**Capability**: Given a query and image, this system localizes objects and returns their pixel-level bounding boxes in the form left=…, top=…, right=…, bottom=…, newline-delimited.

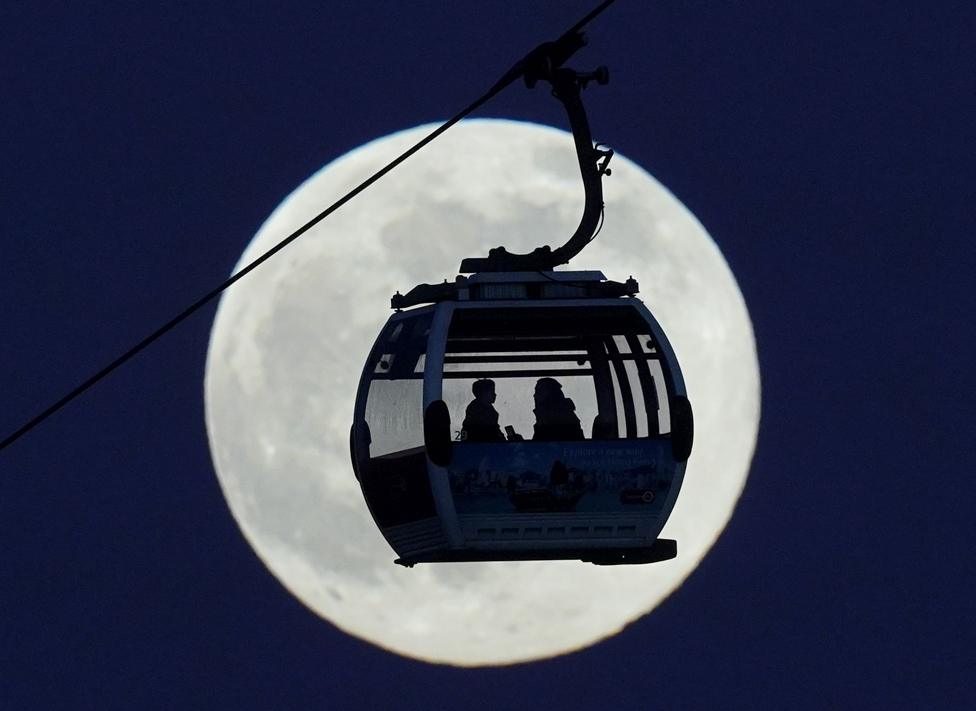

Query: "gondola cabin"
left=350, top=29, right=694, bottom=565
left=350, top=270, right=693, bottom=566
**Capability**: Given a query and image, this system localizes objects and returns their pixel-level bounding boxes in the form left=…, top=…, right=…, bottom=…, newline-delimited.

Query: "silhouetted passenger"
left=532, top=377, right=585, bottom=441
left=591, top=413, right=617, bottom=440
left=461, top=379, right=506, bottom=442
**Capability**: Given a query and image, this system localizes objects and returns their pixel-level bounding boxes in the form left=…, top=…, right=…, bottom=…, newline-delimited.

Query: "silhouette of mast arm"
left=459, top=31, right=613, bottom=273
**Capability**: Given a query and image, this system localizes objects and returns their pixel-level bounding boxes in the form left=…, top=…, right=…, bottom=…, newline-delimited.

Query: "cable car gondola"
left=350, top=32, right=693, bottom=566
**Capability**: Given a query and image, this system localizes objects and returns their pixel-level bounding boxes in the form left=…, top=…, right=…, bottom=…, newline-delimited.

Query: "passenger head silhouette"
left=472, top=378, right=496, bottom=402
left=534, top=377, right=564, bottom=406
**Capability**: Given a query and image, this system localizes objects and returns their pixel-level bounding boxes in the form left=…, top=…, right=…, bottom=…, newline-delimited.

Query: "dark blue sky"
left=2, top=2, right=972, bottom=709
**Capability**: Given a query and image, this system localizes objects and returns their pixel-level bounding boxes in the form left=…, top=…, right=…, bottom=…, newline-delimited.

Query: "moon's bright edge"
left=204, top=119, right=760, bottom=666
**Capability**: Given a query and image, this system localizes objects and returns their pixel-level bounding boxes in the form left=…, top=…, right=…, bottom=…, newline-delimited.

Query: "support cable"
left=0, top=0, right=617, bottom=452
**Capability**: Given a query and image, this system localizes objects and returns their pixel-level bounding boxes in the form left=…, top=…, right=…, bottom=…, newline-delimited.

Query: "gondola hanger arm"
left=459, top=31, right=614, bottom=273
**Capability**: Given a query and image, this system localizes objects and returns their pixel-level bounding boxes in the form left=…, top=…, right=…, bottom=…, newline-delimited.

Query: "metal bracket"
left=459, top=32, right=613, bottom=273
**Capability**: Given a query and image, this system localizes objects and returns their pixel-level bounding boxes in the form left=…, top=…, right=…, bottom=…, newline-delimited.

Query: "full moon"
left=204, top=119, right=760, bottom=666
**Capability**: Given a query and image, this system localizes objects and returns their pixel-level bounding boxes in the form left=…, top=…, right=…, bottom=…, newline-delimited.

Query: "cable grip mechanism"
left=459, top=32, right=614, bottom=273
